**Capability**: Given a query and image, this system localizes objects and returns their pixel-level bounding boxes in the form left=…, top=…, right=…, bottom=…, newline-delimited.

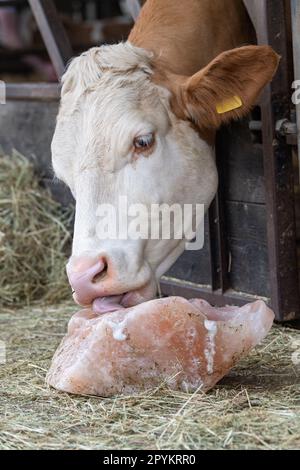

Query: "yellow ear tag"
left=216, top=95, right=243, bottom=114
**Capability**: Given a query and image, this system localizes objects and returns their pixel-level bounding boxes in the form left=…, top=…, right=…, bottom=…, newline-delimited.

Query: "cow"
left=51, top=0, right=279, bottom=314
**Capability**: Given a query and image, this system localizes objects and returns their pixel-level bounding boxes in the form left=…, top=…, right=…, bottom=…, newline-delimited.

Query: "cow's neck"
left=128, top=0, right=255, bottom=76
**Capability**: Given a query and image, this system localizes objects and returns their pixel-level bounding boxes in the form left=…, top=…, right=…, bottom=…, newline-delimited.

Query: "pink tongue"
left=92, top=295, right=124, bottom=314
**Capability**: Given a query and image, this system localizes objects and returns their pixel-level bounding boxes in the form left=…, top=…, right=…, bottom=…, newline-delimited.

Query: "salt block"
left=46, top=297, right=274, bottom=396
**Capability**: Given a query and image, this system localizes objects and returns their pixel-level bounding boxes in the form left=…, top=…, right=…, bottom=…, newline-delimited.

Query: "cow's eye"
left=133, top=133, right=155, bottom=152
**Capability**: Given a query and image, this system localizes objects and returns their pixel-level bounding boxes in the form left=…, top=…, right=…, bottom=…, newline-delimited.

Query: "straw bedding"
left=0, top=152, right=299, bottom=450
left=0, top=305, right=299, bottom=450
left=0, top=151, right=73, bottom=307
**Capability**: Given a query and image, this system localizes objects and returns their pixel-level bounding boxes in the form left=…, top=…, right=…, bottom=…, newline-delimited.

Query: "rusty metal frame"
left=27, top=0, right=73, bottom=78
left=3, top=0, right=300, bottom=321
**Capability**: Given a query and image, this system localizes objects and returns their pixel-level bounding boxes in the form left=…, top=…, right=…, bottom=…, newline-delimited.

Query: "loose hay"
left=0, top=152, right=73, bottom=306
left=0, top=303, right=299, bottom=450
left=0, top=152, right=299, bottom=450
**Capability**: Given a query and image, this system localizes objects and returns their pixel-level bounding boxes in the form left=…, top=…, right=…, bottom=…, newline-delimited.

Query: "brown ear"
left=176, top=45, right=280, bottom=130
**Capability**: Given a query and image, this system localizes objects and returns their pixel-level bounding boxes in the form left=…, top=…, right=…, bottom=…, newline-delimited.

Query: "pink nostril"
left=92, top=261, right=108, bottom=283
left=70, top=257, right=104, bottom=274
left=67, top=257, right=108, bottom=305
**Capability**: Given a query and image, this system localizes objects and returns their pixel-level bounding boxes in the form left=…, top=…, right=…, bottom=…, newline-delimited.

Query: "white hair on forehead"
left=61, top=42, right=154, bottom=99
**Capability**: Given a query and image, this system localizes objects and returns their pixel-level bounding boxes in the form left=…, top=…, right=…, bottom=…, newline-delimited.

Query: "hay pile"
left=0, top=152, right=73, bottom=306
left=0, top=303, right=299, bottom=450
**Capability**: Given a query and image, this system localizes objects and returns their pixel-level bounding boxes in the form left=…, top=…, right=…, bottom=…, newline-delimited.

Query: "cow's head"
left=52, top=42, right=279, bottom=313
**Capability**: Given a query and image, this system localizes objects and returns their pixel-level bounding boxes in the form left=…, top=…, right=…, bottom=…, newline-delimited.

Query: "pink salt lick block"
left=46, top=297, right=274, bottom=396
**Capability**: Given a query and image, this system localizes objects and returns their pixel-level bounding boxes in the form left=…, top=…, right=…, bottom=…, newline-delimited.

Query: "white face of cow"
left=51, top=42, right=278, bottom=312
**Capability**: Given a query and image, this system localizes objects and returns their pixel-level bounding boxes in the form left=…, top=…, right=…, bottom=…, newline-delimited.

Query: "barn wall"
left=165, top=119, right=270, bottom=298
